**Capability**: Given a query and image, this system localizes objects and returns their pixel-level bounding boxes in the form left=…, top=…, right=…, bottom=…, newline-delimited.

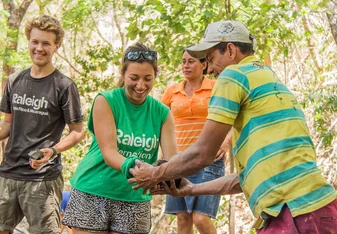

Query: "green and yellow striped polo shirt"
left=207, top=55, right=336, bottom=228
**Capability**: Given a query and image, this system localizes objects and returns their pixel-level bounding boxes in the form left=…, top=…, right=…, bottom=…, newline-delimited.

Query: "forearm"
left=102, top=148, right=126, bottom=171
left=53, top=124, right=84, bottom=154
left=191, top=173, right=242, bottom=196
left=102, top=148, right=139, bottom=180
left=161, top=144, right=214, bottom=181
left=155, top=121, right=231, bottom=182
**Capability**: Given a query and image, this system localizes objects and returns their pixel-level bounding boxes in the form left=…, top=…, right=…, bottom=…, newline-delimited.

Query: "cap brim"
left=186, top=42, right=220, bottom=59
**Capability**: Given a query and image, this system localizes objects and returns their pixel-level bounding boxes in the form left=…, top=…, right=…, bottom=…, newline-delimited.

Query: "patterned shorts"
left=62, top=188, right=151, bottom=234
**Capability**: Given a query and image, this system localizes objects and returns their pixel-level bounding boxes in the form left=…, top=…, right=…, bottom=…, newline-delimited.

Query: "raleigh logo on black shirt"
left=12, top=93, right=49, bottom=116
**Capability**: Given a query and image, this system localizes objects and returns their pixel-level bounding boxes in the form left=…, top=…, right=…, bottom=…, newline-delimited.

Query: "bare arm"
left=31, top=120, right=84, bottom=169
left=159, top=111, right=178, bottom=160
left=129, top=120, right=232, bottom=191
left=91, top=95, right=126, bottom=170
left=151, top=173, right=242, bottom=196
left=52, top=122, right=84, bottom=154
left=162, top=120, right=231, bottom=178
left=191, top=173, right=242, bottom=195
left=0, top=113, right=12, bottom=141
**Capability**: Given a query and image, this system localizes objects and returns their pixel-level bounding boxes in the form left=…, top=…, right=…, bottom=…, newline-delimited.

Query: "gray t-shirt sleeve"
left=0, top=71, right=22, bottom=114
left=0, top=82, right=11, bottom=113
left=60, top=83, right=83, bottom=124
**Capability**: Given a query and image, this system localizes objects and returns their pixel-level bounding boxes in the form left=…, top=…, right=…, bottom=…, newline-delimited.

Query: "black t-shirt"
left=0, top=68, right=83, bottom=181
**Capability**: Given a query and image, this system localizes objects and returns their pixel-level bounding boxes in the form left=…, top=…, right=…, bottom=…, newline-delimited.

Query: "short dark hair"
left=214, top=42, right=254, bottom=55
left=118, top=42, right=158, bottom=87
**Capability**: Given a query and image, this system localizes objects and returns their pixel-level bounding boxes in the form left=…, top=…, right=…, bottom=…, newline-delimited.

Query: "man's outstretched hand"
left=150, top=177, right=194, bottom=197
left=128, top=159, right=160, bottom=193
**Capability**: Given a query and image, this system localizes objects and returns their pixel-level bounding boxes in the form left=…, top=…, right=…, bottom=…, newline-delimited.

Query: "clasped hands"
left=29, top=148, right=56, bottom=169
left=128, top=159, right=193, bottom=197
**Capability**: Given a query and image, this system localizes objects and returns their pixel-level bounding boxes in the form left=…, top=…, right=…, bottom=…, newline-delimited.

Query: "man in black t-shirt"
left=0, top=15, right=84, bottom=234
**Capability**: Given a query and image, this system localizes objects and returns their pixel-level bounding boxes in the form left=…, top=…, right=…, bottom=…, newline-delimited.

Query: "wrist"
left=121, top=156, right=137, bottom=179
left=151, top=165, right=161, bottom=184
left=190, top=183, right=197, bottom=196
left=50, top=147, right=58, bottom=156
left=153, top=160, right=170, bottom=183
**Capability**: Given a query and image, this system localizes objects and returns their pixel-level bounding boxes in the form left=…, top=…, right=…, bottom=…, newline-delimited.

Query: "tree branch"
left=90, top=13, right=113, bottom=47
left=34, top=0, right=53, bottom=15
left=301, top=15, right=322, bottom=72
left=19, top=0, right=34, bottom=17
left=112, top=0, right=125, bottom=49
left=56, top=51, right=84, bottom=76
left=327, top=1, right=337, bottom=45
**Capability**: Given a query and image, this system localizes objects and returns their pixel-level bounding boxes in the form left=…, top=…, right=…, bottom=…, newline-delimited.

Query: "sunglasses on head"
left=124, top=50, right=157, bottom=62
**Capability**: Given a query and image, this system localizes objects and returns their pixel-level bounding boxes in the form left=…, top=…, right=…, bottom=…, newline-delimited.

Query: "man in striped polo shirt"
left=130, top=20, right=337, bottom=233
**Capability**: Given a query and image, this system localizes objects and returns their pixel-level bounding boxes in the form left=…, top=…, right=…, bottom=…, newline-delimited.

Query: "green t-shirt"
left=71, top=88, right=169, bottom=202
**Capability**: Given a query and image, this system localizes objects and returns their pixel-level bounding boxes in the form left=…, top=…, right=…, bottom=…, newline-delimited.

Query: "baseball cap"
left=187, top=20, right=255, bottom=58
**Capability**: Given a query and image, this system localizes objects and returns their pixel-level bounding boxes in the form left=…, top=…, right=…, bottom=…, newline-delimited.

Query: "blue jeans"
left=165, top=158, right=225, bottom=218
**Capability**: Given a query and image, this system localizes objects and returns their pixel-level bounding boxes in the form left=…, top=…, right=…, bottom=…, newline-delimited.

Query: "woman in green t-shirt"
left=62, top=42, right=177, bottom=234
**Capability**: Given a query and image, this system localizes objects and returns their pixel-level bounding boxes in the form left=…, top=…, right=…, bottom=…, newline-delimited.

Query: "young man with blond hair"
left=0, top=15, right=84, bottom=234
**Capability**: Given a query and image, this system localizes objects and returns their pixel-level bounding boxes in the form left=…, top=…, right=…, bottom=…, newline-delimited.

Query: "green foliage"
left=4, top=48, right=31, bottom=68
left=125, top=0, right=230, bottom=85
left=246, top=1, right=300, bottom=59
left=74, top=44, right=120, bottom=95
left=249, top=228, right=257, bottom=234
left=62, top=0, right=95, bottom=29
left=62, top=144, right=85, bottom=184
left=305, top=85, right=337, bottom=146
left=213, top=197, right=229, bottom=230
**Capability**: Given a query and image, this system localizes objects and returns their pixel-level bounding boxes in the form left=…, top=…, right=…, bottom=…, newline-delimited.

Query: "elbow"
left=72, top=122, right=85, bottom=144
left=103, top=157, right=111, bottom=168
left=194, top=145, right=214, bottom=169
left=79, top=129, right=85, bottom=142
left=101, top=152, right=113, bottom=168
left=200, top=157, right=213, bottom=169
left=75, top=128, right=85, bottom=144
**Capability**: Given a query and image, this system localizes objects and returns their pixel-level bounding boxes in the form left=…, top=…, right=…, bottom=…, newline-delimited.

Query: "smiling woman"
left=62, top=42, right=178, bottom=234
left=123, top=62, right=155, bottom=105
left=117, top=43, right=158, bottom=105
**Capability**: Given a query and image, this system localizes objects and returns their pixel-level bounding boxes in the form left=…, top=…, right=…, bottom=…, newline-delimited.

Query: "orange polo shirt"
left=161, top=77, right=215, bottom=151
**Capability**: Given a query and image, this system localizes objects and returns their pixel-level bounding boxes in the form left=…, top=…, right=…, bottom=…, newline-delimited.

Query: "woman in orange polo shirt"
left=161, top=49, right=229, bottom=234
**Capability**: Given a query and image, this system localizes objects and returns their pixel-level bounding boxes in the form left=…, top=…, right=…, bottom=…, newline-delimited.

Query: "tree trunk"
left=327, top=1, right=337, bottom=45
left=1, top=0, right=33, bottom=162
left=2, top=0, right=33, bottom=92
